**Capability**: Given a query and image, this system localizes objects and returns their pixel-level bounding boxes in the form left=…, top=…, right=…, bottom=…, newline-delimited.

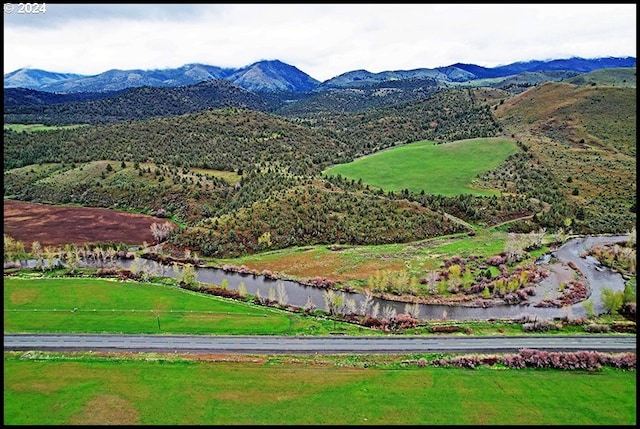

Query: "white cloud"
left=3, top=3, right=636, bottom=82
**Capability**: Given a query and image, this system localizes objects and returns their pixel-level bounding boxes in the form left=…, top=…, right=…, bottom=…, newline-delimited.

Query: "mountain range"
left=4, top=53, right=636, bottom=261
left=4, top=56, right=636, bottom=94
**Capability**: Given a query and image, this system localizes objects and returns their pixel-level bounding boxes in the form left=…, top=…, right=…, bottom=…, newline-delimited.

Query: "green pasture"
left=189, top=166, right=242, bottom=185
left=323, top=137, right=519, bottom=196
left=4, top=353, right=636, bottom=425
left=222, top=231, right=509, bottom=265
left=4, top=123, right=86, bottom=132
left=217, top=230, right=517, bottom=287
left=5, top=273, right=621, bottom=337
left=3, top=277, right=368, bottom=336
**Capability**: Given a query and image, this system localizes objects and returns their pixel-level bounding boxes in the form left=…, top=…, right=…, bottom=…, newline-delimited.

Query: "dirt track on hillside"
left=4, top=200, right=169, bottom=250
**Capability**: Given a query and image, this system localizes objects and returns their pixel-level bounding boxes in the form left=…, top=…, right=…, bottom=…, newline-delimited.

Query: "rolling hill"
left=491, top=78, right=636, bottom=233
left=4, top=80, right=277, bottom=125
left=3, top=62, right=636, bottom=257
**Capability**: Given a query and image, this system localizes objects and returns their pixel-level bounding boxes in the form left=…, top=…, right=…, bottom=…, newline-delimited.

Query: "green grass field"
left=4, top=352, right=636, bottom=425
left=4, top=123, right=86, bottom=132
left=3, top=276, right=371, bottom=336
left=323, top=137, right=519, bottom=196
left=4, top=275, right=636, bottom=424
left=3, top=269, right=627, bottom=337
left=0, top=274, right=546, bottom=337
left=216, top=230, right=517, bottom=288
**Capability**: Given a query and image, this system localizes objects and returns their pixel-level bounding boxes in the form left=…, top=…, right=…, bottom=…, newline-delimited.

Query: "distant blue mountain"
left=227, top=60, right=320, bottom=92
left=488, top=56, right=637, bottom=77
left=323, top=56, right=636, bottom=87
left=3, top=68, right=87, bottom=90
left=4, top=64, right=235, bottom=93
left=4, top=56, right=636, bottom=94
left=4, top=60, right=320, bottom=93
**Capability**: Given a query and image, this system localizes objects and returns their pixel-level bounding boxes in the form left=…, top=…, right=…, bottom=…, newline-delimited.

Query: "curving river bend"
left=113, top=235, right=630, bottom=321
left=15, top=235, right=629, bottom=321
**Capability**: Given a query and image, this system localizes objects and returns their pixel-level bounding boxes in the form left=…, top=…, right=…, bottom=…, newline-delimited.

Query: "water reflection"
left=13, top=235, right=628, bottom=321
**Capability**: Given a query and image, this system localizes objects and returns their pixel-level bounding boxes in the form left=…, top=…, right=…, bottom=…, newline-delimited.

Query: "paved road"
left=4, top=334, right=636, bottom=354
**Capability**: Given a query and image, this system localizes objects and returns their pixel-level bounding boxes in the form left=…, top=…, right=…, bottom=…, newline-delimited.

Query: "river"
left=13, top=235, right=629, bottom=321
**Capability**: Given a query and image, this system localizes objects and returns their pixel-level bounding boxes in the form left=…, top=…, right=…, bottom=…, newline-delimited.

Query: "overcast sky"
left=3, top=3, right=636, bottom=82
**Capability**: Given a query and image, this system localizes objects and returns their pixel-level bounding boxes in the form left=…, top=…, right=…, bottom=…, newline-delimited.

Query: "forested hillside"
left=491, top=80, right=636, bottom=233
left=3, top=80, right=275, bottom=125
left=3, top=68, right=636, bottom=257
left=3, top=108, right=349, bottom=175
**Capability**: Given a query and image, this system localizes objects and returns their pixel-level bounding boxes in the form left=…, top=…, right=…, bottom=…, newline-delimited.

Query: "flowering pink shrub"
left=95, top=267, right=120, bottom=277
left=262, top=270, right=276, bottom=280
left=303, top=277, right=336, bottom=288
left=443, top=256, right=464, bottom=268
left=486, top=255, right=507, bottom=266
left=390, top=313, right=419, bottom=330
left=427, top=349, right=635, bottom=371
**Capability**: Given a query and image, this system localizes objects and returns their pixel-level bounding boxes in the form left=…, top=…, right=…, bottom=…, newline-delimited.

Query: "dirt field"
left=4, top=200, right=171, bottom=250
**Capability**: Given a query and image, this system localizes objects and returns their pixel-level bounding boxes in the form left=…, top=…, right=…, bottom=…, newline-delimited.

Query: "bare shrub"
left=381, top=304, right=397, bottom=321
left=237, top=281, right=247, bottom=297
left=150, top=221, right=174, bottom=243
left=268, top=286, right=277, bottom=303
left=276, top=282, right=288, bottom=306
left=359, top=289, right=375, bottom=316
left=584, top=324, right=610, bottom=333
left=522, top=319, right=560, bottom=332
left=322, top=289, right=344, bottom=315
left=304, top=296, right=316, bottom=312
left=404, top=302, right=421, bottom=319
left=344, top=296, right=357, bottom=315
left=390, top=313, right=419, bottom=330
left=370, top=302, right=380, bottom=319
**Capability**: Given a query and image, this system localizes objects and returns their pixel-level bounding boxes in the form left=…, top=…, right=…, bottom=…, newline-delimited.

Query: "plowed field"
left=4, top=200, right=168, bottom=250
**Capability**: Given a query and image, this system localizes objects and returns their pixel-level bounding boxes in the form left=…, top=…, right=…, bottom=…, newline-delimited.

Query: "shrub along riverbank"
left=3, top=272, right=635, bottom=336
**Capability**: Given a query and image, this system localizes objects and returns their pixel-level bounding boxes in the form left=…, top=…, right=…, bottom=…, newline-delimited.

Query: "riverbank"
left=5, top=234, right=632, bottom=322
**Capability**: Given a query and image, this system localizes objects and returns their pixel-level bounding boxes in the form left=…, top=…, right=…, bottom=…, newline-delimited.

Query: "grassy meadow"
left=214, top=229, right=526, bottom=289
left=4, top=352, right=636, bottom=425
left=3, top=276, right=372, bottom=336
left=4, top=123, right=86, bottom=132
left=322, top=137, right=519, bottom=196
left=3, top=272, right=631, bottom=337
left=3, top=74, right=636, bottom=425
left=4, top=263, right=636, bottom=425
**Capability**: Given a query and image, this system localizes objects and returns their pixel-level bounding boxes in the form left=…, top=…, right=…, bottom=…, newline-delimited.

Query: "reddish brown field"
left=4, top=200, right=169, bottom=250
